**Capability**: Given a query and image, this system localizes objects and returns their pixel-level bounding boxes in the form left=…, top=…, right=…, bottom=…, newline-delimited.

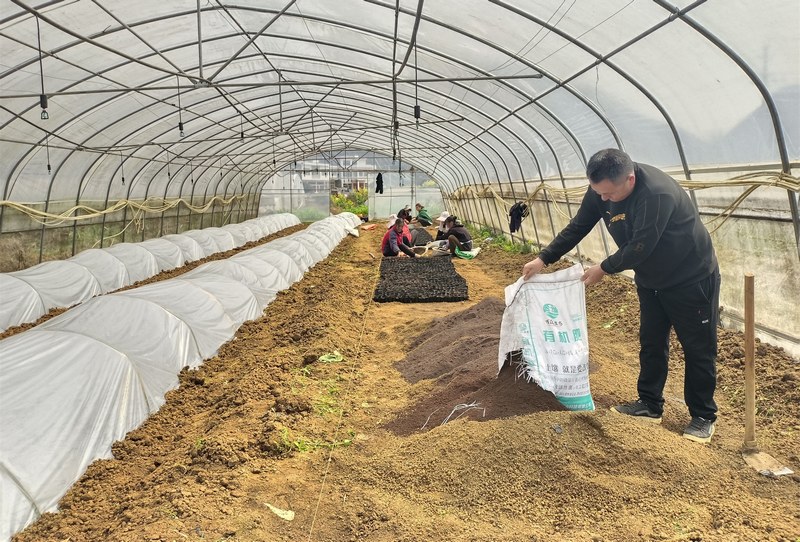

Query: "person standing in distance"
left=522, top=148, right=720, bottom=443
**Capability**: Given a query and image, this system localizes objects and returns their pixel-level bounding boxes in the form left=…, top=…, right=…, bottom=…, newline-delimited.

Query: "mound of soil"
left=386, top=298, right=566, bottom=435
left=411, top=227, right=433, bottom=246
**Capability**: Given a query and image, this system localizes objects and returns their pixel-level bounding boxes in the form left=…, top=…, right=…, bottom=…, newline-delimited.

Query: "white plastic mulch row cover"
left=0, top=212, right=360, bottom=541
left=0, top=214, right=300, bottom=333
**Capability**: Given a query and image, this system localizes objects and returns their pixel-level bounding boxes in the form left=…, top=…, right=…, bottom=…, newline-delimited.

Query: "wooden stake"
left=743, top=273, right=756, bottom=450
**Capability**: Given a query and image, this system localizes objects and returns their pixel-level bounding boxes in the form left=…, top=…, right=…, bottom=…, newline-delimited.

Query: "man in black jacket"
left=522, top=148, right=720, bottom=443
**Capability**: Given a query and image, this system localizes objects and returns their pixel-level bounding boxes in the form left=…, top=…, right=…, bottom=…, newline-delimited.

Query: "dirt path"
left=14, top=224, right=800, bottom=542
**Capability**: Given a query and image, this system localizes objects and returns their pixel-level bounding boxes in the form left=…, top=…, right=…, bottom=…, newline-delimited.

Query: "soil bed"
left=373, top=255, right=468, bottom=303
left=13, top=223, right=800, bottom=542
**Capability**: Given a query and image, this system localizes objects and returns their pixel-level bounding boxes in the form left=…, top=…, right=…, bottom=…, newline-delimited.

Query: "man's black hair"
left=586, top=148, right=634, bottom=184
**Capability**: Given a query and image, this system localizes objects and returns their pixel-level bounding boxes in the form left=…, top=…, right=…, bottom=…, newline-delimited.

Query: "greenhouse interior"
left=1, top=1, right=798, bottom=541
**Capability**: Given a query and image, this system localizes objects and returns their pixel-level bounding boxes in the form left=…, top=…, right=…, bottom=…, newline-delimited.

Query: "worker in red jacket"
left=381, top=218, right=416, bottom=257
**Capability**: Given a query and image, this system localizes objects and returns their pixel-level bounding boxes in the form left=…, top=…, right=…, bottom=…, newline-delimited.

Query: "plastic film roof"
left=1, top=0, right=797, bottom=205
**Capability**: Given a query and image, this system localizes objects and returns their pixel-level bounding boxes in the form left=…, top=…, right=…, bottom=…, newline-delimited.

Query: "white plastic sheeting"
left=0, top=213, right=360, bottom=541
left=161, top=234, right=205, bottom=262
left=203, top=227, right=237, bottom=252
left=101, top=243, right=160, bottom=284
left=266, top=238, right=316, bottom=273
left=221, top=223, right=255, bottom=244
left=1, top=261, right=103, bottom=315
left=0, top=276, right=43, bottom=331
left=180, top=229, right=222, bottom=257
left=0, top=214, right=301, bottom=333
left=138, top=238, right=186, bottom=271
left=67, top=249, right=130, bottom=293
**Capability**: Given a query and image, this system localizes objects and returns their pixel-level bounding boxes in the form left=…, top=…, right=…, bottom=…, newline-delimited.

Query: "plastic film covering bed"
left=0, top=213, right=360, bottom=540
left=0, top=213, right=300, bottom=333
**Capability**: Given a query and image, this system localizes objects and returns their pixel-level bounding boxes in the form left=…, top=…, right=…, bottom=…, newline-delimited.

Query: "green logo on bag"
left=543, top=304, right=559, bottom=318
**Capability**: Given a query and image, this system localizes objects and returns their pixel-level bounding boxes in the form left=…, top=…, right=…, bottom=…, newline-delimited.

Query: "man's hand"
left=522, top=257, right=545, bottom=280
left=581, top=264, right=607, bottom=286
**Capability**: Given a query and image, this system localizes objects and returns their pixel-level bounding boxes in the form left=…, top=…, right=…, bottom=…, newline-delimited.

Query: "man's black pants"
left=636, top=268, right=720, bottom=421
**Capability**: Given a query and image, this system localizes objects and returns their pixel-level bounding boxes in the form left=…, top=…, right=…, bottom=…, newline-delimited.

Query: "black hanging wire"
left=45, top=135, right=51, bottom=174
left=166, top=149, right=171, bottom=179
left=397, top=143, right=403, bottom=186
left=36, top=15, right=48, bottom=119
left=278, top=77, right=283, bottom=132
left=390, top=0, right=399, bottom=161
left=414, top=41, right=420, bottom=128
left=311, top=112, right=316, bottom=152
left=240, top=111, right=244, bottom=141
left=119, top=152, right=125, bottom=185
left=177, top=75, right=184, bottom=137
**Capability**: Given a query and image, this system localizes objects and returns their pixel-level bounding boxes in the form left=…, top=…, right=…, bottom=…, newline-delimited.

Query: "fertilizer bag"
left=498, top=263, right=594, bottom=411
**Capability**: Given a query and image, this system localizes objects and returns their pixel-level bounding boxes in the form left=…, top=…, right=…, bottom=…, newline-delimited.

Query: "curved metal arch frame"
left=105, top=84, right=497, bottom=204
left=4, top=1, right=789, bottom=185
left=200, top=98, right=498, bottom=212
left=57, top=50, right=546, bottom=213
left=1, top=0, right=635, bottom=252
left=3, top=2, right=797, bottom=260
left=97, top=73, right=548, bottom=243
left=1, top=14, right=580, bottom=252
left=123, top=38, right=568, bottom=193
left=18, top=94, right=528, bottom=255
left=214, top=3, right=606, bottom=181
left=649, top=0, right=799, bottom=256
left=359, top=0, right=798, bottom=257
left=230, top=87, right=530, bottom=237
left=496, top=0, right=797, bottom=255
left=224, top=58, right=557, bottom=185
left=240, top=48, right=587, bottom=242
left=130, top=101, right=476, bottom=230
left=4, top=50, right=512, bottom=218
left=3, top=2, right=614, bottom=196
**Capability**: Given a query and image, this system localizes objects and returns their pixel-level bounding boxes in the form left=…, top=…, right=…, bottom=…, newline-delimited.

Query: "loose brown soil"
left=12, top=224, right=800, bottom=542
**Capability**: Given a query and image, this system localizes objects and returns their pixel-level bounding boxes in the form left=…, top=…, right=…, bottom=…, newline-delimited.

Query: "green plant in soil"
left=467, top=223, right=541, bottom=255
left=330, top=188, right=368, bottom=216
left=279, top=427, right=352, bottom=452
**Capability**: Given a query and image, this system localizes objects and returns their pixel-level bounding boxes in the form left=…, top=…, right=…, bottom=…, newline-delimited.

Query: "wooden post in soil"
left=743, top=273, right=756, bottom=450
left=740, top=274, right=793, bottom=476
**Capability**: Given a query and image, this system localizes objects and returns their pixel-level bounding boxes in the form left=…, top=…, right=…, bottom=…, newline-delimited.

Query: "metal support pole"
left=744, top=273, right=756, bottom=449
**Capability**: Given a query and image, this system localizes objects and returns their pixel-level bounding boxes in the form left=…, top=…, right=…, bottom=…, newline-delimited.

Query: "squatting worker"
left=443, top=216, right=473, bottom=255
left=412, top=203, right=433, bottom=227
left=382, top=218, right=416, bottom=258
left=521, top=148, right=720, bottom=444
